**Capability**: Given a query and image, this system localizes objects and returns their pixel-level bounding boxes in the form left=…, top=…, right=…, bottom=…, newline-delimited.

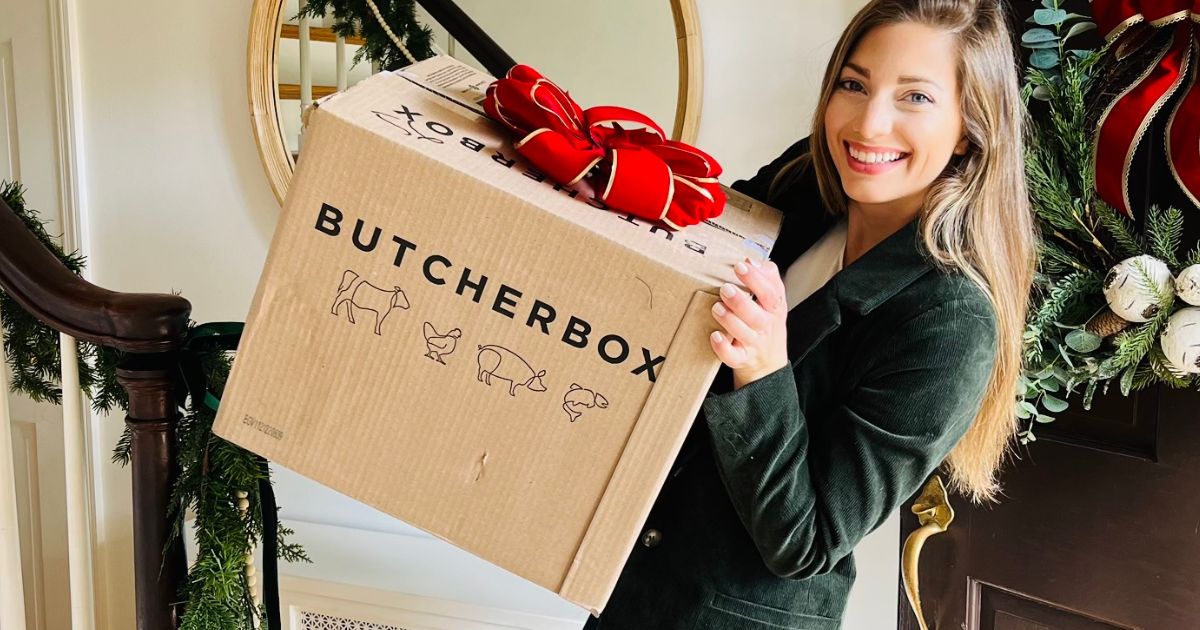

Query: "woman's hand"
left=709, top=257, right=791, bottom=389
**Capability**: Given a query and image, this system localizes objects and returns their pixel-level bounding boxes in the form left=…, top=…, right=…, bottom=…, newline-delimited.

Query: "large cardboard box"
left=214, top=56, right=783, bottom=614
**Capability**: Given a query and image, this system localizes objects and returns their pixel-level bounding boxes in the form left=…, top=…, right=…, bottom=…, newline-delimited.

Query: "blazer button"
left=640, top=528, right=663, bottom=548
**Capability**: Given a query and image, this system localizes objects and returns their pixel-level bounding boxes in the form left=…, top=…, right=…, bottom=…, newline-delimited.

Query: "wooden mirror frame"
left=247, top=0, right=705, bottom=206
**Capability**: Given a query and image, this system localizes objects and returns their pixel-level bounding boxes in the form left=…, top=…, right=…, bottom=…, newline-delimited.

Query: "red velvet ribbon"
left=1093, top=0, right=1200, bottom=215
left=483, top=65, right=725, bottom=229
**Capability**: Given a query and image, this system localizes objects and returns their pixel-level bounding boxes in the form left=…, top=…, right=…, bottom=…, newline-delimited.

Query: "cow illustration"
left=475, top=344, right=547, bottom=397
left=562, top=383, right=608, bottom=423
left=330, top=269, right=411, bottom=335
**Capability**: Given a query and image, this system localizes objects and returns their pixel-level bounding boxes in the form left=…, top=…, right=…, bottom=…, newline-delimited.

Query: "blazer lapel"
left=785, top=282, right=841, bottom=367
left=779, top=216, right=935, bottom=368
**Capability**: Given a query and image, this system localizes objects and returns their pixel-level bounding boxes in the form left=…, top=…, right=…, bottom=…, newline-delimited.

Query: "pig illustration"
left=562, top=383, right=608, bottom=423
left=475, top=344, right=547, bottom=397
left=330, top=269, right=411, bottom=335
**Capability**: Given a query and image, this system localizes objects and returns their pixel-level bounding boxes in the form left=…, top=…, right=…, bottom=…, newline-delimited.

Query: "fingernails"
left=749, top=257, right=761, bottom=267
left=711, top=331, right=724, bottom=343
left=720, top=283, right=737, bottom=298
left=712, top=302, right=726, bottom=316
left=735, top=262, right=749, bottom=275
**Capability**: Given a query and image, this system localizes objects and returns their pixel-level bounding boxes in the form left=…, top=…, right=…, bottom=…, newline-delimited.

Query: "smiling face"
left=823, top=21, right=969, bottom=214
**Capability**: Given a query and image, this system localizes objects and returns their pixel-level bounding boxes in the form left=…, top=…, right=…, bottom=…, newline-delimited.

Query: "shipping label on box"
left=214, top=55, right=782, bottom=614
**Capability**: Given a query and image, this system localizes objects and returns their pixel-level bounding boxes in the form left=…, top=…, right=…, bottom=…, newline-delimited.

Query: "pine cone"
left=1086, top=308, right=1131, bottom=338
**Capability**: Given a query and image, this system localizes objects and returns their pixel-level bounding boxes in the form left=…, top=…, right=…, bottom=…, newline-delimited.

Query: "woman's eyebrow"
left=844, top=61, right=943, bottom=91
left=844, top=61, right=870, bottom=77
left=899, top=75, right=942, bottom=90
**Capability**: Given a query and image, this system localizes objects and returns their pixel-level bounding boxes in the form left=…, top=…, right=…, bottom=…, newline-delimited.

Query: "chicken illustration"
left=563, top=383, right=608, bottom=423
left=422, top=322, right=461, bottom=364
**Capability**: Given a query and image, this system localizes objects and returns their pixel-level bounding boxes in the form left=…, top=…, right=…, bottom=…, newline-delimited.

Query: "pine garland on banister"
left=296, top=0, right=435, bottom=71
left=1016, top=2, right=1200, bottom=444
left=0, top=180, right=307, bottom=630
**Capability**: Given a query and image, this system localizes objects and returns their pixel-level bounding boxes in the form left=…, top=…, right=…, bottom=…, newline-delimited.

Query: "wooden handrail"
left=281, top=23, right=366, bottom=46
left=0, top=195, right=191, bottom=630
left=0, top=197, right=190, bottom=352
left=415, top=0, right=516, bottom=78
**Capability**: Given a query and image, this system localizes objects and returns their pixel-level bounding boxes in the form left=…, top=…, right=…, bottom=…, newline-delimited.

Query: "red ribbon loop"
left=483, top=65, right=725, bottom=229
left=1093, top=0, right=1200, bottom=215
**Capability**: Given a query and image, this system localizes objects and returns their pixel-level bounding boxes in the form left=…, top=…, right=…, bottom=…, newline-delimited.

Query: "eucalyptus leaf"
left=1018, top=400, right=1038, bottom=419
left=1033, top=8, right=1068, bottom=25
left=1031, top=49, right=1061, bottom=70
left=1057, top=342, right=1075, bottom=368
left=1120, top=365, right=1136, bottom=396
left=1022, top=28, right=1059, bottom=44
left=1096, top=358, right=1120, bottom=379
left=1036, top=414, right=1057, bottom=424
left=1032, top=85, right=1052, bottom=101
left=1065, top=329, right=1103, bottom=353
left=1042, top=393, right=1070, bottom=413
left=1083, top=380, right=1098, bottom=409
left=1039, top=377, right=1061, bottom=393
left=1065, top=21, right=1096, bottom=42
left=1022, top=39, right=1062, bottom=49
left=1041, top=0, right=1057, bottom=9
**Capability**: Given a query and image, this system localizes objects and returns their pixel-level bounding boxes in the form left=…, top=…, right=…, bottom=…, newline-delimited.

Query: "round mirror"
left=249, top=0, right=703, bottom=206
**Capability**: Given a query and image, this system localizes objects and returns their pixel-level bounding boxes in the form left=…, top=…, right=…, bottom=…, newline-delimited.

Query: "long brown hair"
left=772, top=0, right=1037, bottom=502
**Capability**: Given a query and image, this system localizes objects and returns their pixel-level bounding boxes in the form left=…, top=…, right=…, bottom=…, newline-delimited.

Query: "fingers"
left=709, top=257, right=787, bottom=370
left=712, top=297, right=761, bottom=347
left=735, top=258, right=787, bottom=314
left=709, top=330, right=747, bottom=366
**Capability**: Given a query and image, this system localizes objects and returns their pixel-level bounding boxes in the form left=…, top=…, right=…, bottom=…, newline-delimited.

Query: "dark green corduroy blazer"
left=582, top=138, right=998, bottom=630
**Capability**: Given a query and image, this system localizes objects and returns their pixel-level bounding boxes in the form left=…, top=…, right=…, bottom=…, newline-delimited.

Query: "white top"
left=783, top=217, right=848, bottom=311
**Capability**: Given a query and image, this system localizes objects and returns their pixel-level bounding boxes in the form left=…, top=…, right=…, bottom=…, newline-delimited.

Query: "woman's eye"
left=836, top=78, right=865, bottom=93
left=906, top=92, right=933, bottom=104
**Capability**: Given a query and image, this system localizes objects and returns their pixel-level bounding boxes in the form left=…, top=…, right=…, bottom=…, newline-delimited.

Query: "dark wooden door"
left=900, top=385, right=1200, bottom=629
left=897, top=3, right=1200, bottom=629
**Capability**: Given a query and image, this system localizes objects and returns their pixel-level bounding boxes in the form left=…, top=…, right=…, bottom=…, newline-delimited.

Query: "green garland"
left=0, top=180, right=307, bottom=629
left=1017, top=1, right=1200, bottom=443
left=296, top=0, right=436, bottom=71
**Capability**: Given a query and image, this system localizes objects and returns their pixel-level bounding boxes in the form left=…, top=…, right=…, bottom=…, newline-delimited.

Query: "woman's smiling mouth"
left=844, top=140, right=910, bottom=174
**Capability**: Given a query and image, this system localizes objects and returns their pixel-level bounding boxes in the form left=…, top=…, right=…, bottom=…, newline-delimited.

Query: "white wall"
left=71, top=1, right=898, bottom=628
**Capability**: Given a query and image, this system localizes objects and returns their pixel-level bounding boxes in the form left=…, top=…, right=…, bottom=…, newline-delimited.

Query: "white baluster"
left=60, top=332, right=96, bottom=630
left=0, top=311, right=28, bottom=630
left=336, top=35, right=347, bottom=92
left=298, top=14, right=312, bottom=151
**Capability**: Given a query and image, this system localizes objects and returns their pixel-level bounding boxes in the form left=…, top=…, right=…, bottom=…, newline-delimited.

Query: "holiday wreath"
left=1016, top=0, right=1200, bottom=444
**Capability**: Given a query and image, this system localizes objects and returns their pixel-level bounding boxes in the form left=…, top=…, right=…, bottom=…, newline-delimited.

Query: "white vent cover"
left=299, top=611, right=409, bottom=630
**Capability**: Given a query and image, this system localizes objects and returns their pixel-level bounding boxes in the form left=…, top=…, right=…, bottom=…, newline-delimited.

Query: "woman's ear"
left=954, top=135, right=970, bottom=156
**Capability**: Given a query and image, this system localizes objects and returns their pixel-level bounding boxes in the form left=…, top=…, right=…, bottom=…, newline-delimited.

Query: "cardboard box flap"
left=558, top=288, right=721, bottom=614
left=312, top=59, right=781, bottom=291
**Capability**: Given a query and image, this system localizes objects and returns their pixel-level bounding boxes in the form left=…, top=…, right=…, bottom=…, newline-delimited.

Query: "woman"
left=582, top=0, right=1036, bottom=628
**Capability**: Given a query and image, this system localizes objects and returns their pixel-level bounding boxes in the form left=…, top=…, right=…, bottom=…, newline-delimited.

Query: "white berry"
left=1103, top=255, right=1174, bottom=322
left=1160, top=307, right=1200, bottom=374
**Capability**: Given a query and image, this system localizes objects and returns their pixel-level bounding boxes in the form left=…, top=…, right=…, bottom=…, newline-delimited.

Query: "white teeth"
left=848, top=146, right=905, bottom=164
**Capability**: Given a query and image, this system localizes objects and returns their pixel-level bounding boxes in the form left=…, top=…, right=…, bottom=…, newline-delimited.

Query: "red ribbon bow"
left=1093, top=0, right=1200, bottom=216
left=483, top=65, right=725, bottom=229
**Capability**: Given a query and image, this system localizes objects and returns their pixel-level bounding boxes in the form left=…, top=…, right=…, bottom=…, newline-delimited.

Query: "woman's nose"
left=855, top=97, right=894, bottom=139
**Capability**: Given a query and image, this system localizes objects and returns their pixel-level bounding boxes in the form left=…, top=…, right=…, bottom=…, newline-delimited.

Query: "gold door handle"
left=902, top=475, right=954, bottom=630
